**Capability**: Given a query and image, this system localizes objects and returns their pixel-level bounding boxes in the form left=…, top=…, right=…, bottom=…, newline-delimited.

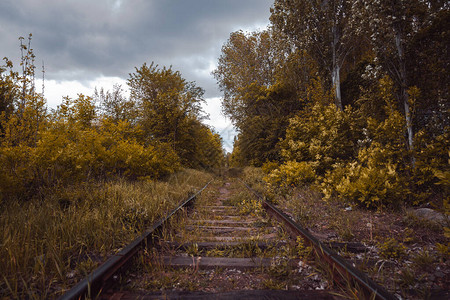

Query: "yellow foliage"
left=239, top=197, right=264, bottom=216
left=0, top=91, right=183, bottom=202
left=412, top=129, right=449, bottom=203
left=282, top=103, right=362, bottom=174
left=264, top=161, right=315, bottom=195
left=378, top=238, right=406, bottom=259
left=0, top=57, right=226, bottom=203
left=261, top=161, right=279, bottom=174
left=322, top=135, right=410, bottom=208
left=312, top=79, right=414, bottom=208
left=296, top=236, right=313, bottom=260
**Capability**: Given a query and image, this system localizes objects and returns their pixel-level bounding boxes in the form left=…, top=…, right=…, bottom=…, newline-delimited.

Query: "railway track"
left=59, top=178, right=396, bottom=300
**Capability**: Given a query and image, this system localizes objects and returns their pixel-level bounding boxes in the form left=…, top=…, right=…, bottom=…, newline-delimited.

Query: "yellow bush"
left=322, top=144, right=408, bottom=208
left=378, top=238, right=406, bottom=259
left=0, top=112, right=181, bottom=202
left=264, top=161, right=315, bottom=195
left=319, top=85, right=412, bottom=208
left=282, top=103, right=362, bottom=175
left=0, top=145, right=35, bottom=200
left=412, top=129, right=449, bottom=203
left=261, top=161, right=279, bottom=174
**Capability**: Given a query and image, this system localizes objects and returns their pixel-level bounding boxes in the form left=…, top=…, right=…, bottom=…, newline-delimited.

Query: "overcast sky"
left=0, top=0, right=273, bottom=151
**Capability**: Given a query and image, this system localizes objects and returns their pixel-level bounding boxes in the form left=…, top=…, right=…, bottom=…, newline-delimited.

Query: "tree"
left=0, top=35, right=47, bottom=147
left=213, top=30, right=279, bottom=125
left=271, top=0, right=357, bottom=110
left=185, top=121, right=225, bottom=170
left=53, top=94, right=96, bottom=129
left=94, top=84, right=137, bottom=124
left=127, top=62, right=224, bottom=168
left=351, top=0, right=449, bottom=158
left=214, top=29, right=306, bottom=165
left=0, top=58, right=17, bottom=124
left=128, top=63, right=205, bottom=151
left=406, top=8, right=450, bottom=135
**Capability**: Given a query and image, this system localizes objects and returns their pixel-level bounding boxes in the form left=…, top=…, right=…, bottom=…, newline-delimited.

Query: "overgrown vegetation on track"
left=241, top=166, right=449, bottom=299
left=0, top=169, right=213, bottom=299
left=0, top=35, right=222, bottom=299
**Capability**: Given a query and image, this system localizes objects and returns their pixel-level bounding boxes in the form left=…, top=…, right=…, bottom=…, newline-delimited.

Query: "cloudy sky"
left=0, top=0, right=274, bottom=151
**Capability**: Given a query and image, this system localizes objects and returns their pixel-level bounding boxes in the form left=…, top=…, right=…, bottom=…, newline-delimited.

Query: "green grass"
left=0, top=169, right=212, bottom=299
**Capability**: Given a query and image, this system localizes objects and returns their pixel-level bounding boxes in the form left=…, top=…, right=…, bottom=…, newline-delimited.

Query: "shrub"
left=261, top=161, right=279, bottom=174
left=264, top=161, right=315, bottom=195
left=281, top=103, right=363, bottom=175
left=242, top=166, right=265, bottom=185
left=322, top=144, right=408, bottom=208
left=411, top=129, right=450, bottom=203
left=320, top=90, right=411, bottom=208
left=0, top=119, right=181, bottom=202
left=378, top=238, right=406, bottom=259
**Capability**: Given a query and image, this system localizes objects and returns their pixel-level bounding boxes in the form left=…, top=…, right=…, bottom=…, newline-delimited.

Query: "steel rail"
left=240, top=180, right=397, bottom=300
left=58, top=180, right=211, bottom=300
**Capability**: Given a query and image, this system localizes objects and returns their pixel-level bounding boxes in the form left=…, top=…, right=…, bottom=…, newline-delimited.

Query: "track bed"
left=102, top=179, right=340, bottom=299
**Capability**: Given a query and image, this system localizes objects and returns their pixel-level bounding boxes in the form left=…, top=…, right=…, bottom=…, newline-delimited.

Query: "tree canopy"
left=0, top=38, right=224, bottom=203
left=214, top=0, right=448, bottom=208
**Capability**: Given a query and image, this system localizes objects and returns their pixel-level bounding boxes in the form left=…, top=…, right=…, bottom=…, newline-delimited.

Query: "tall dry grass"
left=0, top=169, right=212, bottom=299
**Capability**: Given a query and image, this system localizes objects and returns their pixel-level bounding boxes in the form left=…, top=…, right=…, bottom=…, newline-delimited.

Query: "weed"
left=186, top=243, right=199, bottom=257
left=76, top=256, right=98, bottom=276
left=412, top=248, right=435, bottom=271
left=339, top=219, right=355, bottom=242
left=239, top=198, right=264, bottom=216
left=267, top=257, right=291, bottom=279
left=206, top=248, right=226, bottom=257
left=377, top=238, right=406, bottom=259
left=435, top=242, right=450, bottom=257
left=242, top=167, right=266, bottom=195
left=402, top=227, right=415, bottom=243
left=396, top=267, right=417, bottom=289
left=224, top=240, right=264, bottom=258
left=146, top=274, right=180, bottom=290
left=296, top=236, right=313, bottom=260
left=436, top=226, right=450, bottom=258
left=177, top=274, right=200, bottom=291
left=403, top=211, right=441, bottom=232
left=262, top=278, right=285, bottom=290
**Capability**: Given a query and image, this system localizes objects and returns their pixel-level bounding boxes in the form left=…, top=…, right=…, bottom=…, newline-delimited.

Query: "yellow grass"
left=0, top=169, right=212, bottom=299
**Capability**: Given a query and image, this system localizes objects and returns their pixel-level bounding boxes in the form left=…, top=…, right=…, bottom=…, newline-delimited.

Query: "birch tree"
left=351, top=0, right=447, bottom=158
left=271, top=0, right=357, bottom=110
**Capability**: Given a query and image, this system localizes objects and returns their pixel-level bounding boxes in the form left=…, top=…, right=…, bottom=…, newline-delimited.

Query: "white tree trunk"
left=395, top=27, right=415, bottom=166
left=331, top=24, right=343, bottom=111
left=332, top=65, right=343, bottom=110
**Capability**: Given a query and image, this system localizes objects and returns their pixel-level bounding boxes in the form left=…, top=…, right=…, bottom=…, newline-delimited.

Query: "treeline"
left=214, top=0, right=449, bottom=208
left=0, top=35, right=224, bottom=203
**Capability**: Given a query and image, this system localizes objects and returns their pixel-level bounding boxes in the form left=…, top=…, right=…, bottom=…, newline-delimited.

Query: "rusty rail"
left=58, top=180, right=211, bottom=300
left=240, top=180, right=397, bottom=300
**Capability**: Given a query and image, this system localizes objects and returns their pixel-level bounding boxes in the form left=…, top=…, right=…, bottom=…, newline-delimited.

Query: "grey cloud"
left=0, top=0, right=273, bottom=97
